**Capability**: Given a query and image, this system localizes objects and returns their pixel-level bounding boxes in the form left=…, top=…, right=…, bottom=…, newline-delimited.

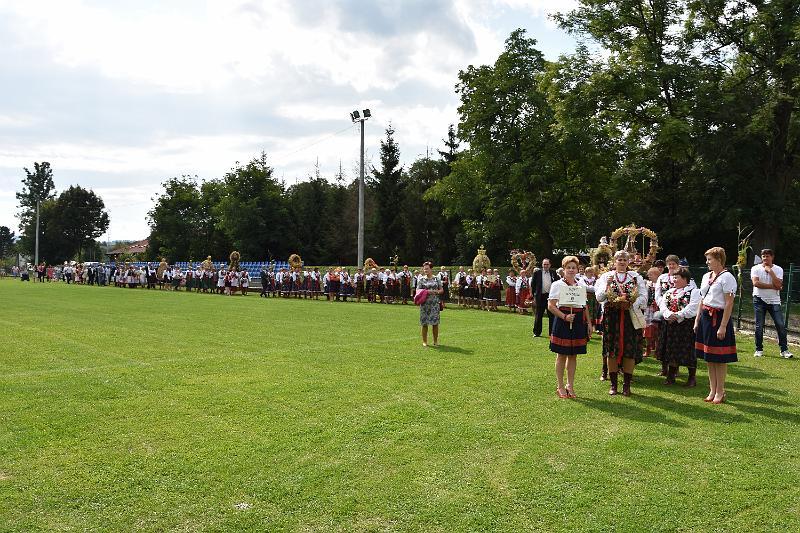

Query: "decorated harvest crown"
left=472, top=245, right=491, bottom=272
left=510, top=249, right=537, bottom=273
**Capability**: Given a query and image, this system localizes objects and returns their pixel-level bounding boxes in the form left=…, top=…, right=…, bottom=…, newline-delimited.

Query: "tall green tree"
left=0, top=226, right=15, bottom=258
left=15, top=162, right=57, bottom=256
left=368, top=125, right=405, bottom=262
left=687, top=0, right=800, bottom=256
left=16, top=162, right=56, bottom=230
left=215, top=153, right=289, bottom=260
left=198, top=179, right=231, bottom=260
left=146, top=176, right=204, bottom=262
left=401, top=156, right=440, bottom=264
left=287, top=173, right=335, bottom=264
left=53, top=186, right=110, bottom=259
left=430, top=30, right=611, bottom=259
left=556, top=1, right=728, bottom=256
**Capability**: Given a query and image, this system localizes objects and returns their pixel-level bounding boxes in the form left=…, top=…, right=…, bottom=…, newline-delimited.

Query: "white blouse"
left=700, top=270, right=737, bottom=309
left=547, top=279, right=586, bottom=309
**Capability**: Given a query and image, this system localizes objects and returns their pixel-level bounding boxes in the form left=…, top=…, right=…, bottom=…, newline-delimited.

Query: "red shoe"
left=566, top=387, right=577, bottom=399
left=712, top=393, right=727, bottom=405
left=556, top=388, right=569, bottom=399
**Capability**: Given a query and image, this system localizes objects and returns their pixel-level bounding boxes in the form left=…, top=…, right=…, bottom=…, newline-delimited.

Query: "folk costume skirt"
left=587, top=292, right=602, bottom=332
left=550, top=307, right=588, bottom=356
left=659, top=319, right=697, bottom=368
left=505, top=286, right=516, bottom=307
left=602, top=306, right=643, bottom=364
left=517, top=288, right=531, bottom=309
left=695, top=306, right=737, bottom=363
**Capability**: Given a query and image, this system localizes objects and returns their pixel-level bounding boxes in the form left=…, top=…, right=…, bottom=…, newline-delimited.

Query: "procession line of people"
left=547, top=247, right=793, bottom=405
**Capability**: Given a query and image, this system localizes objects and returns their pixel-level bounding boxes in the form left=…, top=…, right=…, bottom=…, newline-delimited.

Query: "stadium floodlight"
left=350, top=108, right=371, bottom=267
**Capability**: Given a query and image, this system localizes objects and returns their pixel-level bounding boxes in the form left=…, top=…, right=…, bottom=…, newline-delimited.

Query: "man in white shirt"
left=752, top=249, right=792, bottom=358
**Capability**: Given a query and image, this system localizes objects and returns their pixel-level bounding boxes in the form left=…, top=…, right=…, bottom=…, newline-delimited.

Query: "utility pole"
left=34, top=198, right=40, bottom=266
left=350, top=108, right=371, bottom=267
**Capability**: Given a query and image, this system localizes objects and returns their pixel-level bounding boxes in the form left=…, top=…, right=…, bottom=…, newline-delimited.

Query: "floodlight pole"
left=34, top=198, right=40, bottom=266
left=358, top=119, right=365, bottom=268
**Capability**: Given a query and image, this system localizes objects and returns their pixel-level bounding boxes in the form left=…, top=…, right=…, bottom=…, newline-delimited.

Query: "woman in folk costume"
left=490, top=269, right=503, bottom=311
left=654, top=255, right=697, bottom=375
left=595, top=250, right=648, bottom=396
left=399, top=265, right=412, bottom=304
left=658, top=268, right=701, bottom=387
left=367, top=268, right=379, bottom=303
left=354, top=268, right=365, bottom=303
left=694, top=247, right=737, bottom=404
left=505, top=269, right=518, bottom=311
left=455, top=266, right=467, bottom=307
left=515, top=269, right=531, bottom=315
left=241, top=269, right=250, bottom=295
left=194, top=267, right=202, bottom=292
left=311, top=267, right=322, bottom=299
left=390, top=269, right=401, bottom=304
left=324, top=268, right=334, bottom=301
left=282, top=268, right=293, bottom=297
left=292, top=267, right=303, bottom=298
left=581, top=266, right=602, bottom=335
left=339, top=269, right=351, bottom=302
left=465, top=270, right=477, bottom=308
left=548, top=256, right=591, bottom=399
left=217, top=268, right=226, bottom=294
left=230, top=269, right=240, bottom=295
left=437, top=266, right=450, bottom=307
left=643, top=266, right=663, bottom=359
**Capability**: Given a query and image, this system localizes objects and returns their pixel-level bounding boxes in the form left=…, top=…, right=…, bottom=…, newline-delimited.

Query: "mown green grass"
left=1, top=279, right=798, bottom=532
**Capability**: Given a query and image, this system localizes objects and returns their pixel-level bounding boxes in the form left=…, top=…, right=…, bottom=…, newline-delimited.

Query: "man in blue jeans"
left=752, top=249, right=793, bottom=358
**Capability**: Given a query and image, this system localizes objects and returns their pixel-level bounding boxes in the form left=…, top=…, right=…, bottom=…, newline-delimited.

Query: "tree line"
left=150, top=1, right=799, bottom=265
left=8, top=162, right=110, bottom=264
left=9, top=1, right=799, bottom=267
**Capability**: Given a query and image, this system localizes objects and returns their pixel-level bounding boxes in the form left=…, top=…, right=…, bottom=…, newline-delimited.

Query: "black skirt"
left=695, top=307, right=737, bottom=363
left=550, top=308, right=588, bottom=356
left=658, top=319, right=697, bottom=367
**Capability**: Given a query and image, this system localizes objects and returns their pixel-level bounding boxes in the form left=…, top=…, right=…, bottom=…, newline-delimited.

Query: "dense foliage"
left=16, top=1, right=800, bottom=265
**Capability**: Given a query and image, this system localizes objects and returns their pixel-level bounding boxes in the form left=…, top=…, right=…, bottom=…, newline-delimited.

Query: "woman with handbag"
left=417, top=262, right=444, bottom=347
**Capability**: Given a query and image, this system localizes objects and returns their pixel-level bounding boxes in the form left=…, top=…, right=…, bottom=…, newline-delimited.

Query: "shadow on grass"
left=577, top=397, right=689, bottom=427
left=432, top=345, right=474, bottom=355
left=630, top=393, right=751, bottom=424
left=731, top=400, right=800, bottom=424
left=726, top=364, right=773, bottom=380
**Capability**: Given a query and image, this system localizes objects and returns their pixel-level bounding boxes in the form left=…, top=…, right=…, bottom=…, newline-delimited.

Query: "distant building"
left=105, top=239, right=149, bottom=262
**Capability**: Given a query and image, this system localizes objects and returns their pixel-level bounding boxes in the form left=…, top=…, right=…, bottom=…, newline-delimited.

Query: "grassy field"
left=1, top=279, right=798, bottom=532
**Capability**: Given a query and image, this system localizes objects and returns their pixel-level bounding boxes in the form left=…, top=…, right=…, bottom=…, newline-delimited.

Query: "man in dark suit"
left=532, top=258, right=559, bottom=337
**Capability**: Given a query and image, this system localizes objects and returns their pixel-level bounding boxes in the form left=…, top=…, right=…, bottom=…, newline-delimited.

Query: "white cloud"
left=0, top=0, right=577, bottom=239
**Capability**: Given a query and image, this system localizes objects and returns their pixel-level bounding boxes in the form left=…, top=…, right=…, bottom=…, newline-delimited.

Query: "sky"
left=0, top=0, right=578, bottom=241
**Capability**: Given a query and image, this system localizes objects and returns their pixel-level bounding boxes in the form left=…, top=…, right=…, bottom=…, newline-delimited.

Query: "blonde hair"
left=562, top=255, right=580, bottom=268
left=614, top=250, right=630, bottom=261
left=584, top=266, right=596, bottom=276
left=704, top=246, right=726, bottom=266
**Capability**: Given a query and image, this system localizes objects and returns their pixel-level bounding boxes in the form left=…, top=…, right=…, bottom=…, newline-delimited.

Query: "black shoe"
left=609, top=372, right=618, bottom=395
left=622, top=373, right=633, bottom=396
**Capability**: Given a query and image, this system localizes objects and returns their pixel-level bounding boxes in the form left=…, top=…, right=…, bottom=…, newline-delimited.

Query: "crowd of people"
left=544, top=247, right=793, bottom=405
left=9, top=246, right=794, bottom=405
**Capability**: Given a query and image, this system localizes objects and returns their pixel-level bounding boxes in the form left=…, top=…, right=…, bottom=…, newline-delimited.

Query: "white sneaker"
left=781, top=351, right=794, bottom=359
left=754, top=350, right=763, bottom=357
